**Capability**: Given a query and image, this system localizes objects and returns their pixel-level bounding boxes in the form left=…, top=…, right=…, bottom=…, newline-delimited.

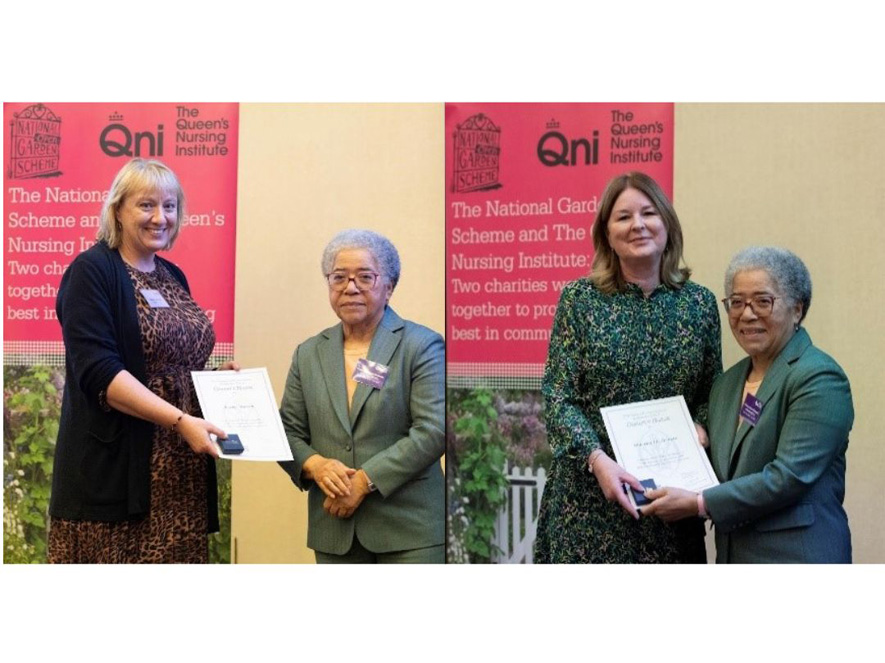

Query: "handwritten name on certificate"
left=600, top=396, right=718, bottom=492
left=191, top=368, right=294, bottom=461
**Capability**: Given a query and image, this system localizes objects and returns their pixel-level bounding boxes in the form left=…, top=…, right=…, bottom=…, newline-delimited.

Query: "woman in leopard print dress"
left=48, top=159, right=236, bottom=563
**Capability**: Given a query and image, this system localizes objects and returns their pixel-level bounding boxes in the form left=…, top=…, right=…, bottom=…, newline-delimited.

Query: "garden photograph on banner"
left=3, top=102, right=239, bottom=563
left=445, top=103, right=675, bottom=563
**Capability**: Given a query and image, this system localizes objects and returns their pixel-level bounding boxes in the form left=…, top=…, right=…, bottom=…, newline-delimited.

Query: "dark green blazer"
left=703, top=329, right=853, bottom=563
left=279, top=307, right=445, bottom=555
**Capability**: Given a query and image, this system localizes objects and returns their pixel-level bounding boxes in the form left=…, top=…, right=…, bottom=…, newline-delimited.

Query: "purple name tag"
left=740, top=393, right=764, bottom=426
left=353, top=358, right=390, bottom=389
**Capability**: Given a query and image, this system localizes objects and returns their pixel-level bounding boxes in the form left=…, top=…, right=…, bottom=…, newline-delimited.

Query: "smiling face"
left=606, top=186, right=668, bottom=268
left=328, top=248, right=393, bottom=334
left=116, top=187, right=178, bottom=266
left=728, top=269, right=802, bottom=372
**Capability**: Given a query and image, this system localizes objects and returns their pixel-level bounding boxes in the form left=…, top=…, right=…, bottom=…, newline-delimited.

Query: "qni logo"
left=100, top=112, right=164, bottom=157
left=537, top=119, right=599, bottom=167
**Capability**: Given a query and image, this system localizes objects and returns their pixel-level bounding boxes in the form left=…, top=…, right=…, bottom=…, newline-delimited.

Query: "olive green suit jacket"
left=703, top=329, right=853, bottom=563
left=279, top=307, right=445, bottom=555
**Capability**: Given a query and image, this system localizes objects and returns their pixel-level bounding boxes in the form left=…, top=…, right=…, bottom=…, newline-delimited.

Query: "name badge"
left=353, top=358, right=389, bottom=389
left=139, top=288, right=170, bottom=308
left=740, top=393, right=764, bottom=426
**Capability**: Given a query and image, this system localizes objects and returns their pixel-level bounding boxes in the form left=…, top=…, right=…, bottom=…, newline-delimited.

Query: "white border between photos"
left=2, top=2, right=884, bottom=101
left=1, top=564, right=883, bottom=659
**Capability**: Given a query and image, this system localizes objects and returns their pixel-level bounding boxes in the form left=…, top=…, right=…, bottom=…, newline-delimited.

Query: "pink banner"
left=446, top=103, right=674, bottom=383
left=3, top=102, right=238, bottom=360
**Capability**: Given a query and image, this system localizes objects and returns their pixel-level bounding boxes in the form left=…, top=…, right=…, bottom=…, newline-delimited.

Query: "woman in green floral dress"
left=535, top=172, right=722, bottom=563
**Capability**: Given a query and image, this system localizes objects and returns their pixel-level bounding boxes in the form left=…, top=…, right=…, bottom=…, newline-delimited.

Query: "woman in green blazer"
left=643, top=247, right=853, bottom=563
left=279, top=229, right=445, bottom=563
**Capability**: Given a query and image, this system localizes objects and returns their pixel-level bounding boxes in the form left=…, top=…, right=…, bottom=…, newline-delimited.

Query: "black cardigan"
left=49, top=241, right=218, bottom=531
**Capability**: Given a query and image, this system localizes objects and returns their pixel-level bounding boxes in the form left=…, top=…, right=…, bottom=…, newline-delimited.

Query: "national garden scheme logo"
left=8, top=104, right=62, bottom=179
left=452, top=113, right=502, bottom=193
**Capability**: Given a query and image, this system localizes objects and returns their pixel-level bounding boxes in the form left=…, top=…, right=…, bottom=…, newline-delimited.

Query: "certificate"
left=191, top=368, right=294, bottom=462
left=600, top=395, right=718, bottom=496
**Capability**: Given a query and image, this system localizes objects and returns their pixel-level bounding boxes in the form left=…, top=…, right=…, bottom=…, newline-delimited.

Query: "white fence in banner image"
left=492, top=465, right=547, bottom=564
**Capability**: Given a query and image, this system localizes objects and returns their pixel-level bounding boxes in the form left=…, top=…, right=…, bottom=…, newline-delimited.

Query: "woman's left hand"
left=176, top=414, right=224, bottom=458
left=694, top=422, right=709, bottom=449
left=217, top=361, right=241, bottom=371
left=591, top=453, right=644, bottom=520
left=323, top=470, right=371, bottom=519
left=641, top=487, right=699, bottom=522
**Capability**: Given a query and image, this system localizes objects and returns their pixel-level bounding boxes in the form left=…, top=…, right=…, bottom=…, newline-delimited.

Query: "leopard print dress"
left=48, top=260, right=216, bottom=563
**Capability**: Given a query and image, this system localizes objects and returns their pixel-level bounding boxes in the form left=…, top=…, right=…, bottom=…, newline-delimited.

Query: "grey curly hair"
left=321, top=229, right=401, bottom=289
left=725, top=246, right=812, bottom=323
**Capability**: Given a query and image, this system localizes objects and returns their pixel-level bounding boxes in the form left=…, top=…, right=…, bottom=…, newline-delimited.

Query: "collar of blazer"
left=714, top=327, right=813, bottom=478
left=318, top=306, right=406, bottom=433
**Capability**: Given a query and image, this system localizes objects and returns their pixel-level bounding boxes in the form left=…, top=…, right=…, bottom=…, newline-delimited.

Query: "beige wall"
left=231, top=104, right=443, bottom=563
left=675, top=103, right=885, bottom=562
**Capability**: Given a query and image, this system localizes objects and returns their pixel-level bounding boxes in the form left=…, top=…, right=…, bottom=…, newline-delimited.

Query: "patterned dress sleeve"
left=691, top=286, right=723, bottom=429
left=542, top=282, right=602, bottom=463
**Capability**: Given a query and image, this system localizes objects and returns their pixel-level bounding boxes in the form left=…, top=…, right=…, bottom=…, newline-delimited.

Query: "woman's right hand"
left=176, top=414, right=223, bottom=458
left=302, top=455, right=357, bottom=499
left=590, top=452, right=643, bottom=520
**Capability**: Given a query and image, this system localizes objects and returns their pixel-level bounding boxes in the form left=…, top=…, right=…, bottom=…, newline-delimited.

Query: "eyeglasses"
left=326, top=271, right=380, bottom=292
left=721, top=295, right=778, bottom=318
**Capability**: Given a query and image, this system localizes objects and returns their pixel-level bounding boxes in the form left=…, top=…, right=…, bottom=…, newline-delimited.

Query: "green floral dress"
left=535, top=279, right=722, bottom=563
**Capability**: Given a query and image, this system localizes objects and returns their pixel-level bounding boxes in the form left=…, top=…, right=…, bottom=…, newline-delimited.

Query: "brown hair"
left=590, top=171, right=691, bottom=294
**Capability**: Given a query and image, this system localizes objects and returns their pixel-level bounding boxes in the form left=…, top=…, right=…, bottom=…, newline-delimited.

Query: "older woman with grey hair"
left=279, top=229, right=445, bottom=563
left=643, top=247, right=854, bottom=563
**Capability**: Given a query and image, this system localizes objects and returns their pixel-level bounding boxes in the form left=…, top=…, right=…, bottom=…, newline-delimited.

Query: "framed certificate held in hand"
left=600, top=395, right=718, bottom=505
left=191, top=368, right=294, bottom=462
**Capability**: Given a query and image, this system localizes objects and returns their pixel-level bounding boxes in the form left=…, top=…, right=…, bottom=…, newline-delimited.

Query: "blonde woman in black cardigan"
left=48, top=159, right=236, bottom=563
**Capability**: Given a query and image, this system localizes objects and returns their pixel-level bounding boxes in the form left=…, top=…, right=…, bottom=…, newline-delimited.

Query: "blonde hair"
left=590, top=171, right=691, bottom=294
left=97, top=158, right=185, bottom=250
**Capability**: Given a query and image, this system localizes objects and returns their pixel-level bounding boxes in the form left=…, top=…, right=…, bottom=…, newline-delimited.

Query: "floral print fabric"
left=535, top=279, right=721, bottom=563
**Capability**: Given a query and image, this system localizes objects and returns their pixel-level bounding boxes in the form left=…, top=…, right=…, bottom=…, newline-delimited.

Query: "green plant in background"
left=494, top=390, right=551, bottom=470
left=448, top=388, right=509, bottom=563
left=208, top=459, right=232, bottom=563
left=3, top=364, right=233, bottom=564
left=3, top=365, right=62, bottom=563
left=445, top=474, right=470, bottom=564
